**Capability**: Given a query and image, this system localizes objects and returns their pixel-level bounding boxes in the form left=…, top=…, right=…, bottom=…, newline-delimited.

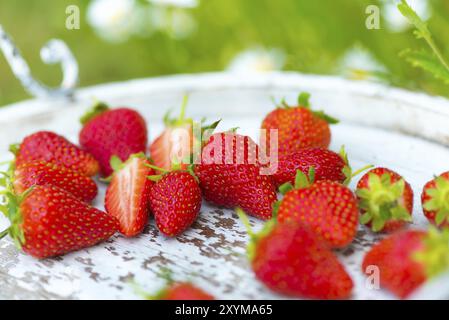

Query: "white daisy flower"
left=382, top=0, right=430, bottom=32
left=337, top=45, right=387, bottom=81
left=87, top=0, right=143, bottom=42
left=149, top=6, right=197, bottom=39
left=227, top=48, right=286, bottom=73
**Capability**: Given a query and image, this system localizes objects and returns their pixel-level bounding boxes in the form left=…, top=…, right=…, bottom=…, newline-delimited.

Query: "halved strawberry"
left=149, top=97, right=220, bottom=171
left=105, top=153, right=154, bottom=237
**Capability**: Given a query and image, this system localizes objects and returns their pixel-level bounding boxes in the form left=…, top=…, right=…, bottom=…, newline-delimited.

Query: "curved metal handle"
left=0, top=25, right=78, bottom=99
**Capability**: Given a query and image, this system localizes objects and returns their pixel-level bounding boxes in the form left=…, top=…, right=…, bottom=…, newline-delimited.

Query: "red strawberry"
left=356, top=167, right=413, bottom=232
left=13, top=161, right=98, bottom=203
left=194, top=132, right=277, bottom=220
left=237, top=210, right=353, bottom=299
left=271, top=146, right=370, bottom=188
left=277, top=170, right=359, bottom=248
left=272, top=148, right=345, bottom=188
left=152, top=283, right=214, bottom=300
left=105, top=153, right=154, bottom=237
left=261, top=92, right=338, bottom=157
left=421, top=172, right=449, bottom=228
left=362, top=228, right=449, bottom=299
left=150, top=169, right=202, bottom=237
left=0, top=185, right=118, bottom=259
left=79, top=102, right=148, bottom=177
left=13, top=131, right=99, bottom=177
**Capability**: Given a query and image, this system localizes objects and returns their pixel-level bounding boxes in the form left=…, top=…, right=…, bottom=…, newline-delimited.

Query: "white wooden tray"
left=1, top=72, right=449, bottom=300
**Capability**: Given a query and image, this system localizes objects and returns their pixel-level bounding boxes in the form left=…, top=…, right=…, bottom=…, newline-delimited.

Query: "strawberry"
left=271, top=146, right=370, bottom=188
left=362, top=228, right=449, bottom=299
left=151, top=283, right=214, bottom=300
left=150, top=97, right=221, bottom=171
left=0, top=185, right=118, bottom=259
left=356, top=167, right=413, bottom=232
left=13, top=161, right=98, bottom=203
left=261, top=92, right=338, bottom=157
left=135, top=269, right=215, bottom=300
left=150, top=97, right=193, bottom=171
left=13, top=131, right=99, bottom=177
left=194, top=132, right=277, bottom=220
left=277, top=169, right=359, bottom=248
left=421, top=172, right=449, bottom=228
left=149, top=168, right=202, bottom=237
left=237, top=209, right=353, bottom=299
left=79, top=102, right=148, bottom=177
left=104, top=153, right=154, bottom=237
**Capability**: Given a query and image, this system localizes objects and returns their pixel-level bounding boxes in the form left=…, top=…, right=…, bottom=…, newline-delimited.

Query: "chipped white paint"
left=1, top=72, right=449, bottom=300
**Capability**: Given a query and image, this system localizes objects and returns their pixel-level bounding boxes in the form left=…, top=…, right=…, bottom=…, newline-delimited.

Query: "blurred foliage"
left=0, top=0, right=448, bottom=106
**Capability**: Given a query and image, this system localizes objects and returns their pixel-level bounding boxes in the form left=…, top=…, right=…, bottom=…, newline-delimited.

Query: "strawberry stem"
left=178, top=95, right=188, bottom=123
left=236, top=208, right=254, bottom=237
left=340, top=146, right=373, bottom=185
left=144, top=163, right=170, bottom=173
left=0, top=228, right=9, bottom=240
left=236, top=208, right=277, bottom=262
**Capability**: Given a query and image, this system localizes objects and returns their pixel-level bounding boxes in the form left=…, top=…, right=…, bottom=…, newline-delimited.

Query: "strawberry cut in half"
left=12, top=131, right=99, bottom=177
left=362, top=228, right=449, bottom=299
left=237, top=209, right=353, bottom=299
left=79, top=102, right=148, bottom=177
left=421, top=171, right=449, bottom=228
left=12, top=161, right=98, bottom=203
left=356, top=167, right=413, bottom=232
left=277, top=168, right=359, bottom=248
left=150, top=96, right=221, bottom=171
left=0, top=185, right=118, bottom=259
left=105, top=153, right=155, bottom=237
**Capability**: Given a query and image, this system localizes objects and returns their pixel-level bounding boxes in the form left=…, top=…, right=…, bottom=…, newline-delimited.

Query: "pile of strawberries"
left=1, top=92, right=448, bottom=300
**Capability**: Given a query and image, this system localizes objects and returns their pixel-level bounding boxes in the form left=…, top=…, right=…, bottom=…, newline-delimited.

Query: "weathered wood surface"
left=1, top=72, right=449, bottom=300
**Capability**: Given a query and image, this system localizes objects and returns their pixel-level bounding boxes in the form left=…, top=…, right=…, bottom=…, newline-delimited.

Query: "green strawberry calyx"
left=236, top=208, right=277, bottom=262
left=356, top=172, right=412, bottom=232
left=423, top=175, right=449, bottom=226
left=413, top=227, right=449, bottom=279
left=80, top=100, right=110, bottom=125
left=339, top=145, right=374, bottom=185
left=279, top=168, right=315, bottom=195
left=130, top=267, right=175, bottom=300
left=0, top=169, right=34, bottom=249
left=145, top=162, right=198, bottom=183
left=101, top=152, right=148, bottom=183
left=276, top=92, right=339, bottom=125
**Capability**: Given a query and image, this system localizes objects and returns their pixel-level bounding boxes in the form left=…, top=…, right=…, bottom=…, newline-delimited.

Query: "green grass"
left=1, top=0, right=448, bottom=106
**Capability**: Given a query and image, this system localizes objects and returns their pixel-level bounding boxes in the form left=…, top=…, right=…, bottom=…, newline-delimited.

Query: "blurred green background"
left=0, top=0, right=448, bottom=106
